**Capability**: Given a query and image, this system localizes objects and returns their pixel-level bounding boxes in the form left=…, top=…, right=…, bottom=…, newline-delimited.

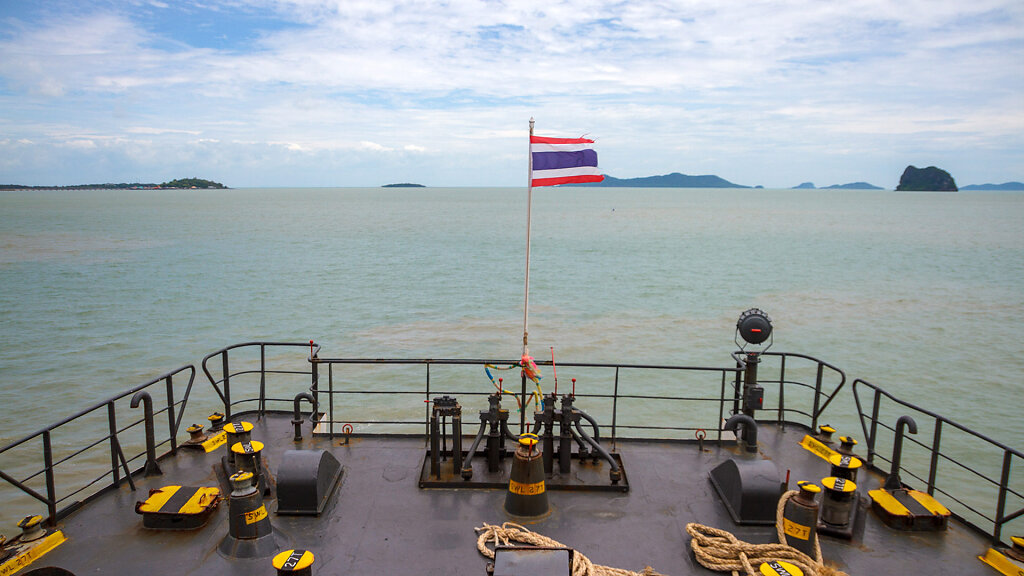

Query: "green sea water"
left=0, top=186, right=1022, bottom=525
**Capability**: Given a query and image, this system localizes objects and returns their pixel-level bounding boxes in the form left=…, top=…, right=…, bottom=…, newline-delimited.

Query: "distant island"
left=823, top=182, right=883, bottom=190
left=382, top=183, right=425, bottom=187
left=896, top=166, right=957, bottom=192
left=960, top=182, right=1024, bottom=191
left=574, top=172, right=749, bottom=188
left=790, top=182, right=882, bottom=190
left=0, top=177, right=227, bottom=191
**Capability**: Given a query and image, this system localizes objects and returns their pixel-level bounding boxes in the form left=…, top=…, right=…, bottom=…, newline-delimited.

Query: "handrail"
left=199, top=344, right=846, bottom=443
left=307, top=353, right=842, bottom=439
left=202, top=340, right=319, bottom=419
left=744, top=351, right=847, bottom=431
left=853, top=377, right=1024, bottom=544
left=0, top=364, right=196, bottom=526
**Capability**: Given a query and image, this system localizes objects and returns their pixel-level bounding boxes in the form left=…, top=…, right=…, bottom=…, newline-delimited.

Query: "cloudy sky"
left=1, top=0, right=1022, bottom=188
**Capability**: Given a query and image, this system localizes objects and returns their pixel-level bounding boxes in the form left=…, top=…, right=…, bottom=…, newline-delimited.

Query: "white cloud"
left=0, top=0, right=1021, bottom=186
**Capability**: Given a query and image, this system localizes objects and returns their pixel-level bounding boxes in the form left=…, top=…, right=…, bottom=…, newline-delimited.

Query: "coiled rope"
left=475, top=522, right=667, bottom=576
left=685, top=490, right=849, bottom=576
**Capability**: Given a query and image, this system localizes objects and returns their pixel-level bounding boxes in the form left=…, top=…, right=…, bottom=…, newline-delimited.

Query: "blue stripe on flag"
left=532, top=149, right=598, bottom=171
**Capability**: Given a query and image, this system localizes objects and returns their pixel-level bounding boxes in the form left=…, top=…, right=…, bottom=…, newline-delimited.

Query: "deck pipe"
left=461, top=393, right=508, bottom=479
left=292, top=392, right=317, bottom=441
left=724, top=414, right=759, bottom=453
left=129, top=391, right=162, bottom=476
left=572, top=412, right=621, bottom=483
left=884, top=415, right=918, bottom=490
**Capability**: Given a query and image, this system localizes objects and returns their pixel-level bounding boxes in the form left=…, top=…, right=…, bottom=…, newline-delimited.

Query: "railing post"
left=718, top=371, right=727, bottom=443
left=425, top=363, right=432, bottom=438
left=259, top=344, right=267, bottom=415
left=732, top=356, right=743, bottom=416
left=810, top=361, right=824, bottom=431
left=165, top=374, right=177, bottom=452
left=611, top=366, right=619, bottom=450
left=778, top=354, right=787, bottom=425
left=42, top=430, right=57, bottom=525
left=311, top=355, right=320, bottom=412
left=993, top=449, right=1012, bottom=544
left=222, top=350, right=232, bottom=420
left=867, top=388, right=881, bottom=466
left=107, top=401, right=120, bottom=486
left=328, top=363, right=335, bottom=437
left=927, top=420, right=943, bottom=495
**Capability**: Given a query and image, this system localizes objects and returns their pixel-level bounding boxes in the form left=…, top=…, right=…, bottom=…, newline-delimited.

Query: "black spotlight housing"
left=737, top=309, right=773, bottom=347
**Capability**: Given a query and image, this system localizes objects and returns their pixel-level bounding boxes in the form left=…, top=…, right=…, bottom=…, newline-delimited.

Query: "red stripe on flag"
left=530, top=135, right=595, bottom=145
left=531, top=174, right=605, bottom=187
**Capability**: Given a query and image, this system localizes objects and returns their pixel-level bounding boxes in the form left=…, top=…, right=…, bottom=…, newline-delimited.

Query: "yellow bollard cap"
left=273, top=549, right=315, bottom=571
left=519, top=433, right=539, bottom=448
left=230, top=440, right=264, bottom=455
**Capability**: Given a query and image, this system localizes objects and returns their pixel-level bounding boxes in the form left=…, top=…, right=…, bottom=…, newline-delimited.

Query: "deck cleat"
left=135, top=485, right=221, bottom=530
left=224, top=421, right=254, bottom=465
left=828, top=452, right=862, bottom=483
left=207, top=411, right=226, bottom=432
left=818, top=476, right=861, bottom=539
left=17, top=515, right=45, bottom=542
left=1009, top=537, right=1024, bottom=562
left=273, top=549, right=315, bottom=576
left=231, top=440, right=271, bottom=496
left=0, top=515, right=67, bottom=575
left=180, top=423, right=210, bottom=451
left=868, top=486, right=950, bottom=531
left=869, top=414, right=949, bottom=531
left=837, top=435, right=858, bottom=456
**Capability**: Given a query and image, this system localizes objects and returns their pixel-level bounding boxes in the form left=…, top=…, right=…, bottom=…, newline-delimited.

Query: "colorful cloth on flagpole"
left=530, top=135, right=604, bottom=187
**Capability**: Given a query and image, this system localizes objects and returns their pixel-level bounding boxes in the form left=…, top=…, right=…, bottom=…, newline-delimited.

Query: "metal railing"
left=198, top=342, right=845, bottom=444
left=9, top=339, right=1015, bottom=548
left=202, top=341, right=320, bottom=420
left=755, top=351, right=847, bottom=432
left=0, top=364, right=196, bottom=526
left=853, top=378, right=1024, bottom=543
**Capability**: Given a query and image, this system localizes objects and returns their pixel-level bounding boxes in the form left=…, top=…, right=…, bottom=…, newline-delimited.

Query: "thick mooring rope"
left=685, top=491, right=849, bottom=576
left=475, top=522, right=667, bottom=576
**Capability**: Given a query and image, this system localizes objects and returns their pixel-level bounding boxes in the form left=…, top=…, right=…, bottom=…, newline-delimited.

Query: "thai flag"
left=530, top=135, right=604, bottom=187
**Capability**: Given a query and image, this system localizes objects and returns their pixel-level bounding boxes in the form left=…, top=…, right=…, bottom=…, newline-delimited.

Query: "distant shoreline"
left=0, top=178, right=226, bottom=191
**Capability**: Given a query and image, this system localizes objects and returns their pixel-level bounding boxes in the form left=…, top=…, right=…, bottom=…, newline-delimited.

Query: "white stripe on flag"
left=532, top=166, right=603, bottom=179
left=530, top=142, right=594, bottom=153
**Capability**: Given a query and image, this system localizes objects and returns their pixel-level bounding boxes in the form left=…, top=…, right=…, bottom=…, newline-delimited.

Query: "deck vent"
left=276, top=450, right=343, bottom=516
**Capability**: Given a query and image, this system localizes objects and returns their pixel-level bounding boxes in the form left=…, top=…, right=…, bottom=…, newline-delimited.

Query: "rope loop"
left=685, top=490, right=849, bottom=576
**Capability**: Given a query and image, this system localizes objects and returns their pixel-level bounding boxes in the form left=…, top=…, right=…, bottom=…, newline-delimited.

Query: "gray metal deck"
left=36, top=412, right=992, bottom=575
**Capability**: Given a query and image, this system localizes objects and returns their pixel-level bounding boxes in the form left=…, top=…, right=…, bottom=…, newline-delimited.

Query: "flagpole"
left=523, top=118, right=534, bottom=356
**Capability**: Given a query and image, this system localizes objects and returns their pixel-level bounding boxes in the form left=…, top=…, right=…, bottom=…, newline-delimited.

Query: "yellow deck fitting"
left=135, top=485, right=221, bottom=530
left=0, top=529, right=66, bottom=576
left=273, top=549, right=315, bottom=574
left=799, top=434, right=840, bottom=462
left=869, top=487, right=950, bottom=531
left=201, top=429, right=227, bottom=452
left=759, top=560, right=804, bottom=576
left=979, top=545, right=1024, bottom=576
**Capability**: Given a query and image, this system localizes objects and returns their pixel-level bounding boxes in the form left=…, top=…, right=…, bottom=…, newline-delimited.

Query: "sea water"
left=0, top=187, right=1022, bottom=524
